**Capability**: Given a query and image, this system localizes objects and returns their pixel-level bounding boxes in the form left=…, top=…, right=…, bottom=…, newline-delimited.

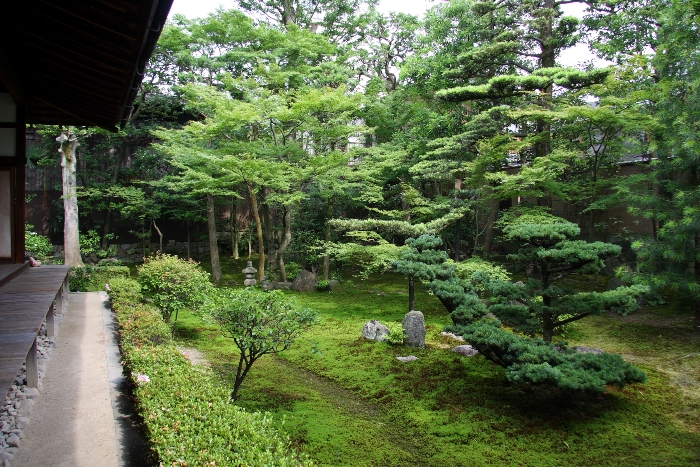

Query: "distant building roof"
left=0, top=0, right=173, bottom=131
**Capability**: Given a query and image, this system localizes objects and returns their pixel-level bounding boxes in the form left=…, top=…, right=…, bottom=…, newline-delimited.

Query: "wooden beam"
left=34, top=97, right=118, bottom=132
left=38, top=0, right=139, bottom=40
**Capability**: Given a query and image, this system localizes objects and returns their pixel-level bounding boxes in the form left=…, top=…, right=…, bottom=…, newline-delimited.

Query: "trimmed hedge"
left=69, top=265, right=130, bottom=291
left=109, top=279, right=313, bottom=467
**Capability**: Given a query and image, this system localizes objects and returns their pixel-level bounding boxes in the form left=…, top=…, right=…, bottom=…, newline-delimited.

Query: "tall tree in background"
left=57, top=130, right=84, bottom=267
left=434, top=0, right=609, bottom=207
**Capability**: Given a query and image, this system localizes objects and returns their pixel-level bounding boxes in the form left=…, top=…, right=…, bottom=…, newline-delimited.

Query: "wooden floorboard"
left=0, top=262, right=29, bottom=288
left=0, top=266, right=70, bottom=399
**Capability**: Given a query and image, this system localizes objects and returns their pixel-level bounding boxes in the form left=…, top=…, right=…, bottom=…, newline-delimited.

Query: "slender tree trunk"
left=454, top=178, right=462, bottom=261
left=262, top=201, right=275, bottom=272
left=248, top=183, right=265, bottom=281
left=231, top=197, right=239, bottom=260
left=248, top=229, right=252, bottom=259
left=152, top=219, right=163, bottom=253
left=454, top=218, right=461, bottom=262
left=322, top=197, right=334, bottom=280
left=276, top=205, right=292, bottom=283
left=206, top=193, right=222, bottom=285
left=482, top=197, right=499, bottom=256
left=102, top=142, right=127, bottom=249
left=408, top=278, right=415, bottom=312
left=57, top=131, right=84, bottom=267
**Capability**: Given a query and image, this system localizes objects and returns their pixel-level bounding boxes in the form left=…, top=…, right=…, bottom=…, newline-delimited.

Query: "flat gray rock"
left=452, top=345, right=479, bottom=357
left=573, top=346, right=604, bottom=355
left=396, top=355, right=419, bottom=362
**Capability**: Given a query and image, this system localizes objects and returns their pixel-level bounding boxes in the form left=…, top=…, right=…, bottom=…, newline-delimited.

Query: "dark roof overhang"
left=0, top=0, right=173, bottom=132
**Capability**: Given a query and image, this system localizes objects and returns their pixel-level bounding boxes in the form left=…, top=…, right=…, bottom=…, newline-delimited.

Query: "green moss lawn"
left=172, top=256, right=700, bottom=467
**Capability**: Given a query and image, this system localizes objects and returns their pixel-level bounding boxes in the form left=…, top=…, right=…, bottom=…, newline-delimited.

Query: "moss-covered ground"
left=172, top=256, right=700, bottom=467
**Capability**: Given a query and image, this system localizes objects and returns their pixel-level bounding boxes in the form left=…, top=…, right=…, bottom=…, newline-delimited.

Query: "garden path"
left=12, top=292, right=149, bottom=467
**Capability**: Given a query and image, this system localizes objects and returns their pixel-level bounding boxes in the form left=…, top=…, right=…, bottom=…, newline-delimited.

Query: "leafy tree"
left=326, top=231, right=405, bottom=279
left=205, top=288, right=317, bottom=400
left=581, top=1, right=700, bottom=331
left=488, top=211, right=647, bottom=342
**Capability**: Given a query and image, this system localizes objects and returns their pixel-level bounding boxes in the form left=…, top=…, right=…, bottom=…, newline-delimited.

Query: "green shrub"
left=106, top=277, right=141, bottom=303
left=316, top=279, right=331, bottom=291
left=69, top=265, right=130, bottom=291
left=204, top=288, right=317, bottom=400
left=385, top=322, right=405, bottom=345
left=137, top=254, right=212, bottom=324
left=285, top=262, right=303, bottom=281
left=108, top=280, right=312, bottom=467
left=25, top=224, right=53, bottom=261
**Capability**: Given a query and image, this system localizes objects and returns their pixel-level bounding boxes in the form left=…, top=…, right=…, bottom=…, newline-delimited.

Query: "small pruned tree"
left=394, top=235, right=487, bottom=321
left=137, top=254, right=212, bottom=333
left=488, top=212, right=648, bottom=343
left=458, top=320, right=647, bottom=394
left=205, top=288, right=317, bottom=400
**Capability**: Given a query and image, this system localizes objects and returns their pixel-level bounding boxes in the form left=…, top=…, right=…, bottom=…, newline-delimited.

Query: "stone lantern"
left=242, top=260, right=257, bottom=286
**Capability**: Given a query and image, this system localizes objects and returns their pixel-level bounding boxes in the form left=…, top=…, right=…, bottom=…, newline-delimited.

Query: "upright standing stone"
left=402, top=310, right=425, bottom=348
left=242, top=261, right=257, bottom=286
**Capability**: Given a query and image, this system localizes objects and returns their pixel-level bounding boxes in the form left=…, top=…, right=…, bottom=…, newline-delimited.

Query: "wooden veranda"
left=0, top=266, right=68, bottom=398
left=0, top=0, right=173, bottom=399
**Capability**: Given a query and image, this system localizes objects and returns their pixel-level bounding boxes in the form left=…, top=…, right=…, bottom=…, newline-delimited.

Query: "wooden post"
left=26, top=338, right=38, bottom=388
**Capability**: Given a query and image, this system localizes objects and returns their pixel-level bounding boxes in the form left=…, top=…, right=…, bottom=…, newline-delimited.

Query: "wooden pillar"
left=26, top=337, right=38, bottom=388
left=13, top=106, right=25, bottom=264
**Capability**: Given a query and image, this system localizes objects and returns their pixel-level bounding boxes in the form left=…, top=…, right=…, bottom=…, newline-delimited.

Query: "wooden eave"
left=0, top=0, right=173, bottom=131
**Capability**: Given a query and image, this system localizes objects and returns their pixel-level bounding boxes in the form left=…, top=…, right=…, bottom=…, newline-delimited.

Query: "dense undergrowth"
left=173, top=256, right=700, bottom=467
left=108, top=276, right=313, bottom=467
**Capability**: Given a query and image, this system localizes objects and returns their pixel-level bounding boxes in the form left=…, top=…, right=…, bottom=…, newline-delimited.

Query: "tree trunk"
left=482, top=197, right=499, bottom=256
left=57, top=131, right=84, bottom=267
left=276, top=204, right=292, bottom=283
left=454, top=178, right=462, bottom=261
left=102, top=142, right=127, bottom=249
left=248, top=183, right=265, bottom=281
left=322, top=197, right=334, bottom=280
left=262, top=201, right=275, bottom=272
left=231, top=197, right=239, bottom=260
left=152, top=219, right=163, bottom=253
left=408, top=278, right=415, bottom=312
left=206, top=193, right=222, bottom=285
left=454, top=218, right=461, bottom=262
